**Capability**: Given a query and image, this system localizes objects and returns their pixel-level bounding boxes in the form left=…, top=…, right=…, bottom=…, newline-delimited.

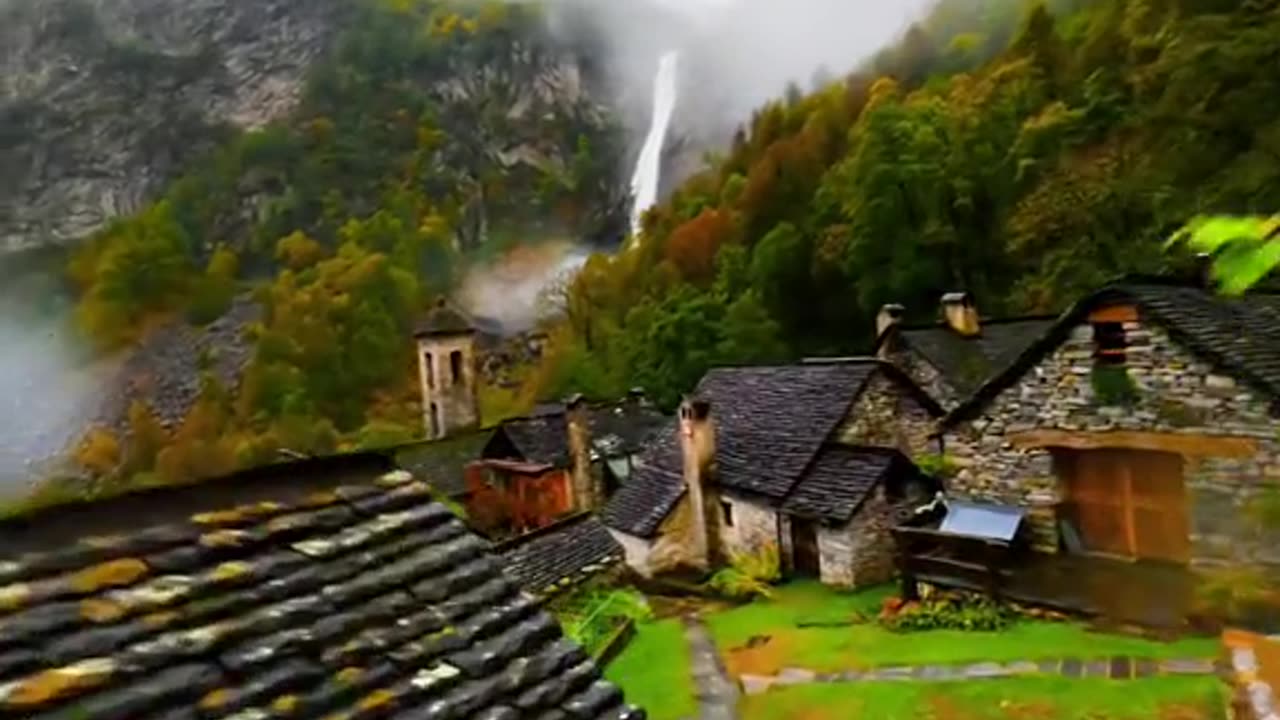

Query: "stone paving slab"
left=738, top=654, right=1219, bottom=692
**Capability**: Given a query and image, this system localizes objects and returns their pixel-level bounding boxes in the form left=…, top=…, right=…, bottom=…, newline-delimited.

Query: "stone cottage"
left=602, top=359, right=943, bottom=588
left=874, top=293, right=1056, bottom=409
left=939, top=276, right=1280, bottom=572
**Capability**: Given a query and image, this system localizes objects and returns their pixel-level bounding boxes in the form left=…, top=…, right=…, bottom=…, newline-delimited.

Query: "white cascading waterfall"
left=629, top=51, right=680, bottom=238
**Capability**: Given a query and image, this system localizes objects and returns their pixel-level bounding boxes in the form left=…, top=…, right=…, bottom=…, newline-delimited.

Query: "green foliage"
left=1089, top=365, right=1139, bottom=406
left=555, top=587, right=653, bottom=655
left=535, top=0, right=1280, bottom=406
left=709, top=543, right=782, bottom=601
left=1169, top=214, right=1280, bottom=295
left=916, top=453, right=960, bottom=479
left=879, top=593, right=1014, bottom=632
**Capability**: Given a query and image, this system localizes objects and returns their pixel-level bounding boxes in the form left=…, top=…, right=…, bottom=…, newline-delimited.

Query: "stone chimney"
left=875, top=304, right=905, bottom=358
left=941, top=292, right=981, bottom=337
left=627, top=387, right=648, bottom=406
left=564, top=394, right=599, bottom=511
left=679, top=398, right=719, bottom=570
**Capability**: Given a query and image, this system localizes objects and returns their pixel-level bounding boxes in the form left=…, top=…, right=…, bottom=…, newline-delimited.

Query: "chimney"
left=564, top=394, right=599, bottom=511
left=875, top=304, right=905, bottom=358
left=679, top=398, right=719, bottom=570
left=941, top=292, right=981, bottom=337
left=1193, top=252, right=1216, bottom=290
left=627, top=387, right=647, bottom=406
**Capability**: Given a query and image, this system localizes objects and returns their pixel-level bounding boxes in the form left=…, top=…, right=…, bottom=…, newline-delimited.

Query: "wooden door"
left=791, top=520, right=820, bottom=577
left=1059, top=449, right=1188, bottom=563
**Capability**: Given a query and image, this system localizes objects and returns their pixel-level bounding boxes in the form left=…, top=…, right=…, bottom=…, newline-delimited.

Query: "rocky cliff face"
left=0, top=0, right=346, bottom=254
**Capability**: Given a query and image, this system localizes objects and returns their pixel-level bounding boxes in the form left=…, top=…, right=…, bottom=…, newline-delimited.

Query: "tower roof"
left=414, top=296, right=476, bottom=338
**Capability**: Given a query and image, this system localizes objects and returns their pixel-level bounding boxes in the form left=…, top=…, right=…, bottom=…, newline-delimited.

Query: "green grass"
left=605, top=619, right=698, bottom=720
left=740, top=676, right=1228, bottom=720
left=706, top=581, right=1219, bottom=675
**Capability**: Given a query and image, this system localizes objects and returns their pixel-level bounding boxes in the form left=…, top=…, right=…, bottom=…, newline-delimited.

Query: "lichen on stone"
left=69, top=558, right=149, bottom=593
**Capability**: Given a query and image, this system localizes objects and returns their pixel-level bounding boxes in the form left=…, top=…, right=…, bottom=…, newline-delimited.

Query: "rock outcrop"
left=0, top=0, right=347, bottom=254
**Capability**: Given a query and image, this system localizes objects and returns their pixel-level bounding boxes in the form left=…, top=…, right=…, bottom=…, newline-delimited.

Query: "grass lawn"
left=740, top=676, right=1228, bottom=720
left=707, top=581, right=1220, bottom=677
left=605, top=619, right=698, bottom=720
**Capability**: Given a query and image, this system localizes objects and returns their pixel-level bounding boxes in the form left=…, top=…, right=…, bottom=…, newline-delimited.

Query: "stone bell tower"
left=414, top=297, right=480, bottom=440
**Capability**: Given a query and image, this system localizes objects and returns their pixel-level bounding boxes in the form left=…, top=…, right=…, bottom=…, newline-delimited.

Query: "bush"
left=878, top=592, right=1013, bottom=632
left=708, top=543, right=781, bottom=600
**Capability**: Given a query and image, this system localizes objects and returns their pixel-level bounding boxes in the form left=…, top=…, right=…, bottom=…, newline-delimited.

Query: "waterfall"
left=629, top=51, right=680, bottom=238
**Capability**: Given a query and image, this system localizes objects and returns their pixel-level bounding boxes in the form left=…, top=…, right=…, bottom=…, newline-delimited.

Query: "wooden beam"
left=1007, top=429, right=1258, bottom=458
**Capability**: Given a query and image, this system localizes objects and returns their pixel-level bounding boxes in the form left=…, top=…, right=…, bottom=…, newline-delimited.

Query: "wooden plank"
left=1089, top=305, right=1139, bottom=323
left=1009, top=429, right=1257, bottom=458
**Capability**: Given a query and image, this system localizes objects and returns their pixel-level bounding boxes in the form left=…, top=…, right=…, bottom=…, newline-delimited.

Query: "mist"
left=546, top=0, right=937, bottom=148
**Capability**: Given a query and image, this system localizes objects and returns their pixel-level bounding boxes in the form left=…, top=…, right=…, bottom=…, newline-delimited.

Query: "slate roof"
left=945, top=278, right=1280, bottom=424
left=701, top=362, right=881, bottom=500
left=492, top=414, right=572, bottom=468
left=603, top=361, right=928, bottom=538
left=587, top=402, right=667, bottom=460
left=497, top=514, right=623, bottom=598
left=0, top=470, right=644, bottom=719
left=415, top=297, right=476, bottom=338
left=781, top=446, right=902, bottom=523
left=394, top=430, right=494, bottom=498
left=488, top=400, right=669, bottom=469
left=599, top=425, right=684, bottom=539
left=884, top=316, right=1057, bottom=397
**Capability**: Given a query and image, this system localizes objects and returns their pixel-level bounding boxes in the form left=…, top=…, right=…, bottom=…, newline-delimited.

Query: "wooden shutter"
left=1059, top=448, right=1188, bottom=562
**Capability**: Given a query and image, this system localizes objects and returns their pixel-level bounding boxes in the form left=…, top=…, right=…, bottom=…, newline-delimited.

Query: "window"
left=429, top=402, right=441, bottom=438
left=1092, top=322, right=1126, bottom=366
left=720, top=500, right=734, bottom=527
left=450, top=350, right=464, bottom=385
left=424, top=352, right=435, bottom=389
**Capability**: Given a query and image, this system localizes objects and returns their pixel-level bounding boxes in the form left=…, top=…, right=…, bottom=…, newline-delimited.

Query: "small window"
left=424, top=352, right=435, bottom=389
left=1092, top=322, right=1126, bottom=366
left=429, top=402, right=441, bottom=437
left=721, top=500, right=734, bottom=527
left=450, top=350, right=464, bottom=385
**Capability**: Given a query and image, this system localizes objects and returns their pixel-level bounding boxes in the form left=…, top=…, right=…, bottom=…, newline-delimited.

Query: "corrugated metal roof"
left=939, top=500, right=1027, bottom=542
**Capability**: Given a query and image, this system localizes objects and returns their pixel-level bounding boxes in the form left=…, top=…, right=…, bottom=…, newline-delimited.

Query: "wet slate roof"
left=490, top=415, right=572, bottom=468
left=780, top=446, right=902, bottom=523
left=889, top=317, right=1057, bottom=397
left=603, top=361, right=904, bottom=538
left=0, top=470, right=644, bottom=720
left=701, top=363, right=880, bottom=500
left=487, top=401, right=669, bottom=470
left=599, top=425, right=684, bottom=539
left=497, top=515, right=623, bottom=598
left=415, top=298, right=476, bottom=338
left=946, top=278, right=1280, bottom=424
left=394, top=430, right=494, bottom=498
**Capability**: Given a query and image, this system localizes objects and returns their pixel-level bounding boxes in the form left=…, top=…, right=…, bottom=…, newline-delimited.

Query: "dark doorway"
left=791, top=520, right=820, bottom=577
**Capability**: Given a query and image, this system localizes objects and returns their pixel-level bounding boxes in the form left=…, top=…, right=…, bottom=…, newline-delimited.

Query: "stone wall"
left=945, top=316, right=1280, bottom=568
left=817, top=485, right=931, bottom=588
left=611, top=493, right=701, bottom=577
left=719, top=494, right=781, bottom=571
left=835, top=372, right=940, bottom=459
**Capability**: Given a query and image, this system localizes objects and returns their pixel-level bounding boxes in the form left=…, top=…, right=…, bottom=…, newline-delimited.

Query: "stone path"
left=739, top=656, right=1225, bottom=695
left=684, top=616, right=740, bottom=720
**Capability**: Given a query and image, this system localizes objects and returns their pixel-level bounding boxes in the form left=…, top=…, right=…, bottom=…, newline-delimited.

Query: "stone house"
left=602, top=359, right=943, bottom=587
left=874, top=293, right=1056, bottom=409
left=939, top=276, right=1280, bottom=573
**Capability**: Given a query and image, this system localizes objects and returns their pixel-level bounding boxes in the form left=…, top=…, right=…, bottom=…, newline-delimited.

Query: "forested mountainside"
left=534, top=0, right=1280, bottom=409
left=2, top=0, right=630, bottom=508
left=0, top=0, right=348, bottom=254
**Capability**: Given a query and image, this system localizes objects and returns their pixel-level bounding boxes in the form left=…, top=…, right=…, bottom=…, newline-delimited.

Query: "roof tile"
left=0, top=469, right=644, bottom=719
